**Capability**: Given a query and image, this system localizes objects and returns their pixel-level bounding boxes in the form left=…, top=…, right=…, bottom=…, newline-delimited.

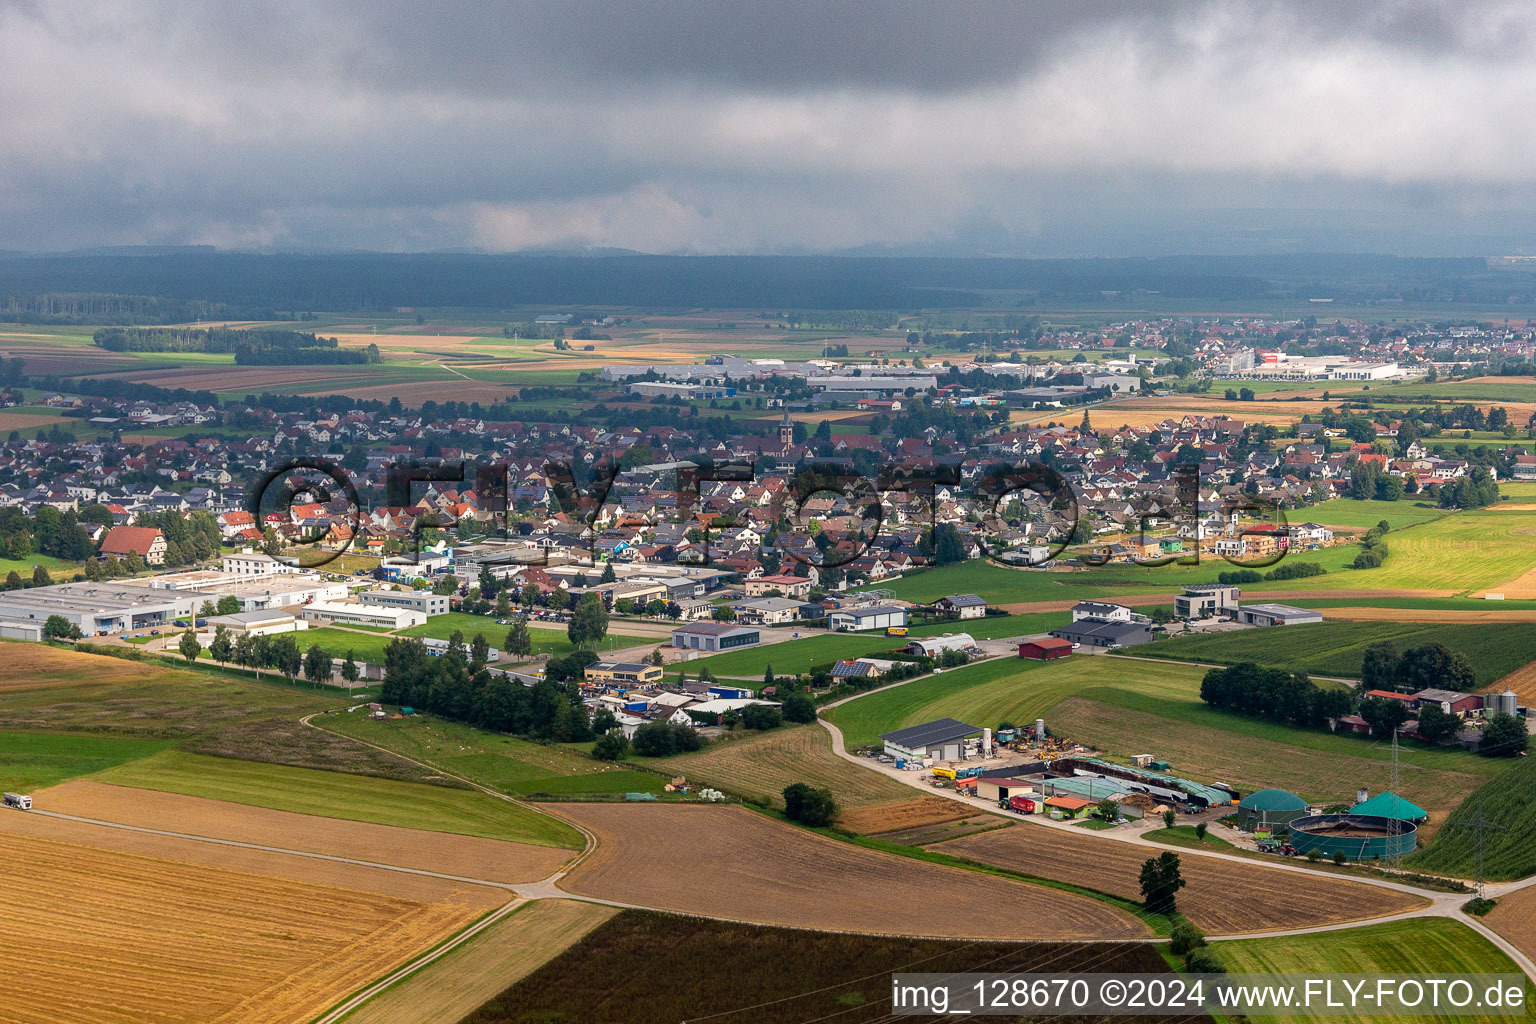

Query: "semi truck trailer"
left=4, top=792, right=32, bottom=810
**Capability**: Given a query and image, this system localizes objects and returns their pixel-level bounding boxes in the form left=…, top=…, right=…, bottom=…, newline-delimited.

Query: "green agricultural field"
left=1302, top=498, right=1451, bottom=530
left=1364, top=379, right=1536, bottom=403
left=1293, top=509, right=1536, bottom=595
left=317, top=712, right=665, bottom=797
left=91, top=749, right=583, bottom=848
left=0, top=731, right=173, bottom=791
left=1143, top=621, right=1536, bottom=686
left=1218, top=918, right=1527, bottom=1024
left=1408, top=755, right=1536, bottom=881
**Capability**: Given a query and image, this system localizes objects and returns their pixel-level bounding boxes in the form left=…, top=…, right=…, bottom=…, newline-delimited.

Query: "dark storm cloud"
left=2, top=0, right=1535, bottom=254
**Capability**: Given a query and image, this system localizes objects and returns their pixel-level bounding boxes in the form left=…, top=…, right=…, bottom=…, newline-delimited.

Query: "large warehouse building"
left=0, top=582, right=197, bottom=635
left=880, top=718, right=983, bottom=762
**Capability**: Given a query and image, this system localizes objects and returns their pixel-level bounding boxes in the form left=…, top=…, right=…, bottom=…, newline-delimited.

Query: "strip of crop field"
left=90, top=749, right=584, bottom=849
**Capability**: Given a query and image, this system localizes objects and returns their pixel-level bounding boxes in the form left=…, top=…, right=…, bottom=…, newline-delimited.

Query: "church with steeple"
left=779, top=409, right=795, bottom=453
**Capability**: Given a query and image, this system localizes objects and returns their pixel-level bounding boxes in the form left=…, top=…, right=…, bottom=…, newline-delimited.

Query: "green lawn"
left=400, top=613, right=653, bottom=658
left=1303, top=498, right=1451, bottom=530
left=1142, top=621, right=1536, bottom=686
left=317, top=712, right=666, bottom=797
left=1217, top=919, right=1527, bottom=1024
left=0, top=553, right=84, bottom=581
left=0, top=731, right=173, bottom=791
left=907, top=611, right=1062, bottom=640
left=1141, top=825, right=1235, bottom=851
left=90, top=749, right=584, bottom=849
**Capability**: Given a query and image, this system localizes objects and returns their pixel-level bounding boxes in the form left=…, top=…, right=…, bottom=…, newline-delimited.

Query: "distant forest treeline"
left=4, top=251, right=1532, bottom=313
left=0, top=291, right=275, bottom=325
left=93, top=327, right=381, bottom=365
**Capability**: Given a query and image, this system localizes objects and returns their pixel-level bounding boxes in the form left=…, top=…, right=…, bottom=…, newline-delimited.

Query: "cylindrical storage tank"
left=1496, top=690, right=1519, bottom=717
left=1035, top=718, right=1046, bottom=740
left=1235, top=788, right=1309, bottom=833
left=1287, top=813, right=1417, bottom=861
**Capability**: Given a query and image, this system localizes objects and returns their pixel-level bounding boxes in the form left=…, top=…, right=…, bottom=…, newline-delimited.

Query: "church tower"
left=779, top=409, right=794, bottom=450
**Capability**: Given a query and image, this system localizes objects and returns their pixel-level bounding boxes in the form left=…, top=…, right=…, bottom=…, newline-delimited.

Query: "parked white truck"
left=3, top=792, right=31, bottom=810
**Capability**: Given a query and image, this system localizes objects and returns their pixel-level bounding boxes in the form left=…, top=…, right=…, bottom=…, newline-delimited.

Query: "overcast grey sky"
left=3, top=0, right=1536, bottom=255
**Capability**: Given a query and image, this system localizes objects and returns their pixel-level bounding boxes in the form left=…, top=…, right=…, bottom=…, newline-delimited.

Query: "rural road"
left=815, top=689, right=1536, bottom=978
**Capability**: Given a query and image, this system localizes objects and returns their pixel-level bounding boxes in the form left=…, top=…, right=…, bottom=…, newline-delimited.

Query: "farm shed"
left=1236, top=603, right=1324, bottom=627
left=1049, top=619, right=1152, bottom=648
left=1235, top=788, right=1310, bottom=833
left=1042, top=796, right=1095, bottom=820
left=906, top=633, right=974, bottom=657
left=880, top=718, right=983, bottom=762
left=1019, top=637, right=1073, bottom=660
left=1349, top=791, right=1428, bottom=823
left=1411, top=689, right=1484, bottom=716
left=828, top=605, right=907, bottom=632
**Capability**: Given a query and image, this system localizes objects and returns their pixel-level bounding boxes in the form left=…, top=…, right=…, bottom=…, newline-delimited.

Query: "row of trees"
left=1360, top=641, right=1476, bottom=694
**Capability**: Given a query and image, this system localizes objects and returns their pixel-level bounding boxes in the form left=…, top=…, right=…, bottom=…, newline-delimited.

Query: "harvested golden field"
left=0, top=830, right=500, bottom=1024
left=937, top=825, right=1427, bottom=936
left=666, top=723, right=922, bottom=811
left=36, top=780, right=570, bottom=883
left=0, top=804, right=510, bottom=905
left=341, top=899, right=617, bottom=1024
left=835, top=797, right=974, bottom=835
left=551, top=803, right=1148, bottom=939
left=1482, top=884, right=1536, bottom=967
left=1493, top=661, right=1536, bottom=704
left=0, top=643, right=166, bottom=691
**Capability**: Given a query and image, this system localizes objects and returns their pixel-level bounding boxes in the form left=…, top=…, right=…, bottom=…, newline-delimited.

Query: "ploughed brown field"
left=549, top=803, right=1149, bottom=939
left=0, top=827, right=507, bottom=1024
left=36, top=780, right=570, bottom=883
left=935, top=824, right=1429, bottom=935
left=834, top=797, right=973, bottom=834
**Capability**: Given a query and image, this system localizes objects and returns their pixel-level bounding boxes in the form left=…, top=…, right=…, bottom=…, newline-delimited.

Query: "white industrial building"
left=203, top=609, right=307, bottom=636
left=301, top=601, right=426, bottom=629
left=880, top=718, right=984, bottom=762
left=828, top=605, right=907, bottom=632
left=359, top=589, right=450, bottom=617
left=0, top=582, right=197, bottom=635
